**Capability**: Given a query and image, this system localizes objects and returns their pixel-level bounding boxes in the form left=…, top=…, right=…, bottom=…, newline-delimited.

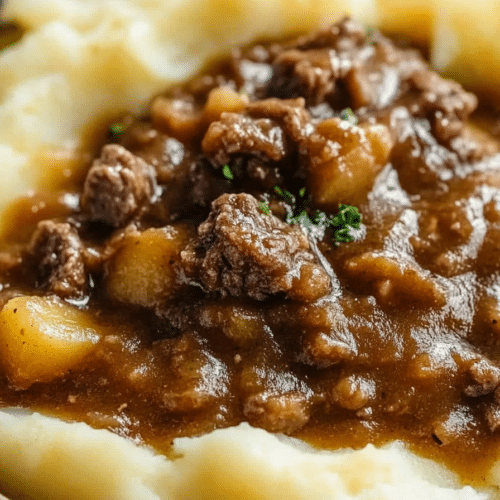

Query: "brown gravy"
left=1, top=18, right=500, bottom=486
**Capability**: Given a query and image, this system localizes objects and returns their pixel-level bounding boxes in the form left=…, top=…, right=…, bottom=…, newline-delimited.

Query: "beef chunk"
left=246, top=97, right=310, bottom=143
left=296, top=300, right=358, bottom=367
left=243, top=391, right=311, bottom=433
left=486, top=404, right=500, bottom=432
left=268, top=48, right=337, bottom=106
left=201, top=112, right=286, bottom=165
left=155, top=333, right=229, bottom=412
left=390, top=109, right=460, bottom=194
left=29, top=220, right=85, bottom=298
left=82, top=144, right=157, bottom=227
left=408, top=69, right=478, bottom=142
left=463, top=358, right=500, bottom=397
left=267, top=18, right=367, bottom=106
left=265, top=15, right=475, bottom=146
left=332, top=375, right=376, bottom=410
left=181, top=193, right=331, bottom=301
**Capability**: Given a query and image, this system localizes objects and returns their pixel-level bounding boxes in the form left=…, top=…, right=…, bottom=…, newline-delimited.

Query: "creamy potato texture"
left=0, top=412, right=491, bottom=500
left=1, top=0, right=500, bottom=499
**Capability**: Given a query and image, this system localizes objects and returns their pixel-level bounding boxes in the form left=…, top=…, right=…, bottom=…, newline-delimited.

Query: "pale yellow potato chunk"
left=430, top=0, right=500, bottom=102
left=306, top=118, right=392, bottom=208
left=0, top=295, right=100, bottom=389
left=203, top=86, right=249, bottom=124
left=377, top=0, right=434, bottom=44
left=106, top=225, right=192, bottom=307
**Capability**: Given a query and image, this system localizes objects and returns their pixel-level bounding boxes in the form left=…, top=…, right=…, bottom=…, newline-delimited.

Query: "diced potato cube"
left=151, top=97, right=202, bottom=142
left=361, top=123, right=393, bottom=166
left=106, top=225, right=192, bottom=307
left=0, top=295, right=100, bottom=389
left=200, top=303, right=264, bottom=345
left=306, top=118, right=392, bottom=208
left=203, top=86, right=249, bottom=124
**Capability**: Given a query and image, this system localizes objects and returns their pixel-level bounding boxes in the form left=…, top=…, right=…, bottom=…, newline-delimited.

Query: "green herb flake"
left=340, top=108, right=358, bottom=126
left=265, top=184, right=361, bottom=244
left=108, top=123, right=125, bottom=141
left=334, top=226, right=353, bottom=243
left=274, top=186, right=295, bottom=203
left=365, top=26, right=376, bottom=44
left=259, top=202, right=271, bottom=216
left=330, top=204, right=362, bottom=243
left=222, top=164, right=234, bottom=180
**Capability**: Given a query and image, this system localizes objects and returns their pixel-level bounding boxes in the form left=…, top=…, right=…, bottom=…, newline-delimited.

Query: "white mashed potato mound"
left=0, top=411, right=490, bottom=500
left=1, top=0, right=500, bottom=499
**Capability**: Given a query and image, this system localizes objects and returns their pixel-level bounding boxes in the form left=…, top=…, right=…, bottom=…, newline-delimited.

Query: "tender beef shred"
left=202, top=113, right=287, bottom=165
left=29, top=220, right=85, bottom=298
left=5, top=16, right=500, bottom=478
left=266, top=17, right=477, bottom=137
left=181, top=193, right=331, bottom=302
left=82, top=144, right=157, bottom=227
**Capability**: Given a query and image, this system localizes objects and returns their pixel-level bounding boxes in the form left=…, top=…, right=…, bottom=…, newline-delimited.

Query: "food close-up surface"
left=3, top=1, right=500, bottom=500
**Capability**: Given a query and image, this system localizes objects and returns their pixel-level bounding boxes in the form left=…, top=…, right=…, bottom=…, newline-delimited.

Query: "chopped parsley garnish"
left=340, top=108, right=358, bottom=126
left=273, top=186, right=295, bottom=203
left=258, top=201, right=271, bottom=215
left=329, top=204, right=362, bottom=242
left=266, top=184, right=362, bottom=244
left=215, top=162, right=361, bottom=243
left=222, top=164, right=234, bottom=180
left=365, top=25, right=376, bottom=44
left=108, top=123, right=125, bottom=141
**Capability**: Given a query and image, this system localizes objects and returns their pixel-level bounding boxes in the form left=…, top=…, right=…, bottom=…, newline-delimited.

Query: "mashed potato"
left=1, top=1, right=500, bottom=499
left=0, top=411, right=491, bottom=500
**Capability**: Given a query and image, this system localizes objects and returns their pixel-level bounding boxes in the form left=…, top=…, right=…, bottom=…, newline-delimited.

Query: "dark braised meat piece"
left=267, top=17, right=368, bottom=106
left=408, top=69, right=478, bottom=143
left=29, top=220, right=85, bottom=298
left=201, top=112, right=287, bottom=165
left=82, top=144, right=157, bottom=227
left=243, top=391, right=311, bottom=433
left=181, top=193, right=331, bottom=301
left=390, top=110, right=460, bottom=194
left=246, top=97, right=310, bottom=143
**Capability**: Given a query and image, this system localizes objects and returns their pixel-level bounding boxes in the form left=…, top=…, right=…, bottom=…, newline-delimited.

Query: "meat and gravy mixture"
left=1, top=17, right=500, bottom=484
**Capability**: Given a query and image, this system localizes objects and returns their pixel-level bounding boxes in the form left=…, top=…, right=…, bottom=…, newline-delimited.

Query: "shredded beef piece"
left=201, top=112, right=286, bottom=165
left=82, top=144, right=157, bottom=227
left=268, top=48, right=338, bottom=105
left=246, top=97, right=311, bottom=142
left=332, top=375, right=376, bottom=410
left=266, top=18, right=368, bottom=106
left=486, top=405, right=500, bottom=432
left=293, top=17, right=367, bottom=52
left=409, top=68, right=477, bottom=142
left=264, top=16, right=475, bottom=148
left=29, top=220, right=85, bottom=298
left=408, top=69, right=478, bottom=143
left=181, top=193, right=331, bottom=301
left=463, top=358, right=500, bottom=397
left=390, top=109, right=460, bottom=194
